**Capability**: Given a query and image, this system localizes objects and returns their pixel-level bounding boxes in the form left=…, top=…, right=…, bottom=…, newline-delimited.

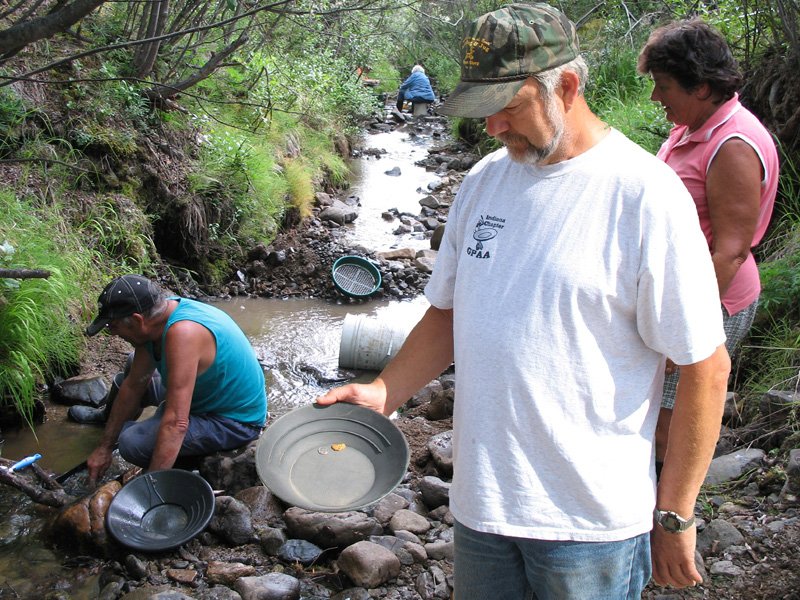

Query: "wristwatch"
left=653, top=508, right=696, bottom=533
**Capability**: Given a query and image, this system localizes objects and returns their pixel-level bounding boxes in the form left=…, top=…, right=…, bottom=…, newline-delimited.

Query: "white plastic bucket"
left=338, top=313, right=413, bottom=371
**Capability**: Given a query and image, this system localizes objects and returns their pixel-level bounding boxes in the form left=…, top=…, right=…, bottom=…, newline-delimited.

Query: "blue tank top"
left=149, top=298, right=267, bottom=425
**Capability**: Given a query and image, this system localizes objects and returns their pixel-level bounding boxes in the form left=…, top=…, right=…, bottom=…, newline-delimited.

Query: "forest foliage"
left=0, top=0, right=797, bottom=422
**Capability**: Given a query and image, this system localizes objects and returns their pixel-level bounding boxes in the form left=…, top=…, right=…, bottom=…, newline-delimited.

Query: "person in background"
left=318, top=3, right=730, bottom=597
left=637, top=18, right=779, bottom=475
left=396, top=64, right=436, bottom=112
left=80, top=274, right=267, bottom=484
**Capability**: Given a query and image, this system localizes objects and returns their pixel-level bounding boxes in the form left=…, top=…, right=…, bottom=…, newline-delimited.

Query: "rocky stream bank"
left=15, top=111, right=800, bottom=600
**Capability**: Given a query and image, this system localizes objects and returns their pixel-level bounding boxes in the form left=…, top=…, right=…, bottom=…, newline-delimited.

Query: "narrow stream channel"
left=0, top=114, right=444, bottom=596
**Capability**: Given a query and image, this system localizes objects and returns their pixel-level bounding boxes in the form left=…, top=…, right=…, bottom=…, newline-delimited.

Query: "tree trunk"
left=0, top=0, right=105, bottom=58
left=132, top=0, right=170, bottom=78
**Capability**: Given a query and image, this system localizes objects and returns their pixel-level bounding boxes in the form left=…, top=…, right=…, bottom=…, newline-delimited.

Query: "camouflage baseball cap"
left=438, top=3, right=580, bottom=118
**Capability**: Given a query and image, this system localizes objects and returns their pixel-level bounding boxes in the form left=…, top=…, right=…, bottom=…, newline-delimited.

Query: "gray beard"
left=497, top=98, right=565, bottom=165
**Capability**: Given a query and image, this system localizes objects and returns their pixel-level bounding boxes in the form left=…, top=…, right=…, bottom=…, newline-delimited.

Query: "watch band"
left=653, top=508, right=696, bottom=533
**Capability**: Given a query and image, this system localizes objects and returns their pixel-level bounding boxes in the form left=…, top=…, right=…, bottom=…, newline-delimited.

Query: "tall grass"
left=0, top=192, right=91, bottom=420
left=584, top=45, right=671, bottom=154
left=737, top=150, right=800, bottom=403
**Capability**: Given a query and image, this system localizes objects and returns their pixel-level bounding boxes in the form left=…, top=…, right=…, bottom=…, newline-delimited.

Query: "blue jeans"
left=454, top=521, right=651, bottom=600
left=118, top=402, right=263, bottom=467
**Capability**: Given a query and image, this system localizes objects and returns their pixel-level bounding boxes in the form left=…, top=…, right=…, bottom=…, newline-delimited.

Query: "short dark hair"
left=637, top=18, right=742, bottom=102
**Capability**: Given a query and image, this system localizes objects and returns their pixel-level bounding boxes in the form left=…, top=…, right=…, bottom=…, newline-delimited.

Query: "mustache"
left=496, top=133, right=529, bottom=146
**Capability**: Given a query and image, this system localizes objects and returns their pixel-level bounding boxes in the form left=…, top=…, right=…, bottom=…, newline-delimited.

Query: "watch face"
left=662, top=512, right=683, bottom=531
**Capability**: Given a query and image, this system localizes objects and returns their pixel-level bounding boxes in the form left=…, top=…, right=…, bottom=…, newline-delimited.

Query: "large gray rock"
left=283, top=508, right=382, bottom=547
left=377, top=248, right=416, bottom=261
left=205, top=561, right=256, bottom=586
left=696, top=519, right=745, bottom=557
left=337, top=541, right=401, bottom=588
left=51, top=374, right=108, bottom=407
left=430, top=224, right=445, bottom=250
left=415, top=564, right=449, bottom=600
left=319, top=200, right=359, bottom=226
left=234, top=573, right=300, bottom=600
left=235, top=486, right=284, bottom=527
left=369, top=534, right=426, bottom=565
left=419, top=475, right=451, bottom=510
left=372, top=492, right=409, bottom=524
left=196, top=586, right=243, bottom=600
left=427, top=432, right=453, bottom=477
left=414, top=255, right=436, bottom=273
left=389, top=509, right=431, bottom=535
left=208, top=496, right=255, bottom=545
left=780, top=448, right=800, bottom=501
left=419, top=195, right=440, bottom=209
left=200, top=442, right=260, bottom=495
left=705, top=449, right=765, bottom=485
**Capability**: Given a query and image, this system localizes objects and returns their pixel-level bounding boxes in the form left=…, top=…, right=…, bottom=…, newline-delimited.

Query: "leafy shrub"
left=0, top=193, right=90, bottom=418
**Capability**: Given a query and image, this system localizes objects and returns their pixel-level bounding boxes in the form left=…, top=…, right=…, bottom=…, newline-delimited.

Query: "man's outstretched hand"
left=316, top=380, right=390, bottom=416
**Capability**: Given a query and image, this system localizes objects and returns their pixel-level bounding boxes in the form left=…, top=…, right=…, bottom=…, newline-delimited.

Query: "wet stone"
left=195, top=587, right=244, bottom=600
left=124, top=554, right=149, bottom=579
left=255, top=524, right=288, bottom=555
left=208, top=496, right=255, bottom=546
left=283, top=508, right=382, bottom=548
left=332, top=588, right=371, bottom=600
left=277, top=539, right=323, bottom=566
left=235, top=486, right=284, bottom=527
left=166, top=568, right=197, bottom=584
left=51, top=374, right=108, bottom=407
left=205, top=560, right=256, bottom=585
left=234, top=572, right=301, bottom=600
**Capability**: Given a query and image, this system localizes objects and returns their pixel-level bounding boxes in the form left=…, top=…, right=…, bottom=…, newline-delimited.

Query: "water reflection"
left=216, top=295, right=428, bottom=416
left=344, top=128, right=442, bottom=251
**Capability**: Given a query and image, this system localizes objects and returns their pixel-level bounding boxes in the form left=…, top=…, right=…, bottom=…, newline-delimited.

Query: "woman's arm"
left=705, top=138, right=762, bottom=295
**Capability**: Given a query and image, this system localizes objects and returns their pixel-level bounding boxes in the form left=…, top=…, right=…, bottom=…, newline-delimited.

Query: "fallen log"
left=0, top=268, right=51, bottom=279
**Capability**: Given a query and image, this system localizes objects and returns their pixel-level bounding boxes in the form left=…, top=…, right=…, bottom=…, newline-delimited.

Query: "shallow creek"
left=0, top=118, right=442, bottom=596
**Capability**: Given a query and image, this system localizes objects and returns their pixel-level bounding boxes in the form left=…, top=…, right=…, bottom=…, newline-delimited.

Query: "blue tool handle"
left=10, top=453, right=42, bottom=471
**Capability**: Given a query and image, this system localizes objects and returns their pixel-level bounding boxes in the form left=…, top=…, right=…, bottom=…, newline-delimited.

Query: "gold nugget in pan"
left=331, top=443, right=346, bottom=452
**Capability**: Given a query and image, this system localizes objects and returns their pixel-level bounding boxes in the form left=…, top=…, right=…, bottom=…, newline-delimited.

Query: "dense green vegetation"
left=0, top=0, right=796, bottom=429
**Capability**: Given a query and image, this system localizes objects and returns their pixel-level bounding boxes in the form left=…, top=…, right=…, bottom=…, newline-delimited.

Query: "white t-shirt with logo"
left=424, top=130, right=724, bottom=542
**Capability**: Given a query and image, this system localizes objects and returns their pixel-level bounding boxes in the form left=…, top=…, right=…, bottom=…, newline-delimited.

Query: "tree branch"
left=145, top=33, right=249, bottom=100
left=0, top=0, right=106, bottom=58
left=0, top=269, right=51, bottom=279
left=0, top=0, right=294, bottom=86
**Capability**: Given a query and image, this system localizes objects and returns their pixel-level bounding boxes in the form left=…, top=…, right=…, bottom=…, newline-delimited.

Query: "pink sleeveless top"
left=657, top=94, right=779, bottom=315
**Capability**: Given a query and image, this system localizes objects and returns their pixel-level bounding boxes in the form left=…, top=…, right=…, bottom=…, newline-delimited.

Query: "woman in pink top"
left=638, top=19, right=779, bottom=472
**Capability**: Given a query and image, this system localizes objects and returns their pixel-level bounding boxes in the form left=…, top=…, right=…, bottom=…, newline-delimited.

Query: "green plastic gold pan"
left=256, top=403, right=410, bottom=512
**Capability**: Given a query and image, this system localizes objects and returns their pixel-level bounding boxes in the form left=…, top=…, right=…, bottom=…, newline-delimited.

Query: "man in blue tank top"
left=79, top=274, right=267, bottom=483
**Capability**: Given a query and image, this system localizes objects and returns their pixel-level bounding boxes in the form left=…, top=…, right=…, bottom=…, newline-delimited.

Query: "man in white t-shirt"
left=318, top=3, right=730, bottom=598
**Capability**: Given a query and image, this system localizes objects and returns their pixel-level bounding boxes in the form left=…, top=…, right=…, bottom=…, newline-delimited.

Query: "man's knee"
left=118, top=425, right=152, bottom=468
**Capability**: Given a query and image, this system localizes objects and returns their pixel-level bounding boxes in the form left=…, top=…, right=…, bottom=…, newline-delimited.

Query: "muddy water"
left=0, top=117, right=440, bottom=595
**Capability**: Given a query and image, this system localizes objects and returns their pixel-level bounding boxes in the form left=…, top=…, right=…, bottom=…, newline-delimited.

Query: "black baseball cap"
left=86, top=275, right=160, bottom=336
